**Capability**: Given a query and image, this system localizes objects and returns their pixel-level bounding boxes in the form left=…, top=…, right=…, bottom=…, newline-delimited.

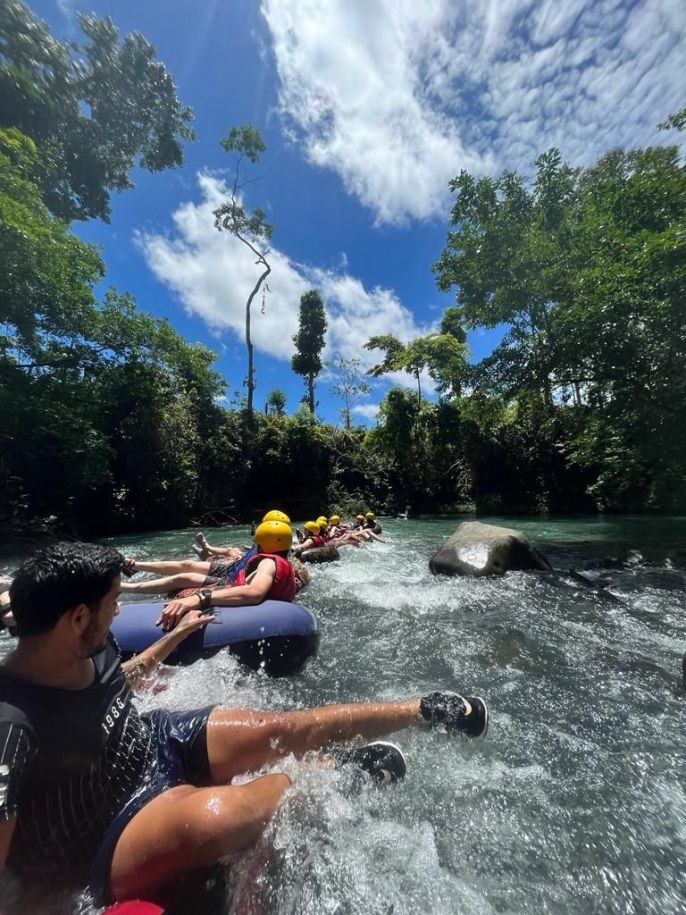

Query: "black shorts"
left=88, top=704, right=215, bottom=904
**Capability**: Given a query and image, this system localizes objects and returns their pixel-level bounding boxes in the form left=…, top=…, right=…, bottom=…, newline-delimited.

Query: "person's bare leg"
left=195, top=533, right=243, bottom=559
left=110, top=775, right=290, bottom=903
left=205, top=545, right=243, bottom=558
left=129, top=559, right=212, bottom=576
left=292, top=538, right=314, bottom=556
left=120, top=572, right=209, bottom=594
left=331, top=537, right=360, bottom=549
left=204, top=700, right=422, bottom=782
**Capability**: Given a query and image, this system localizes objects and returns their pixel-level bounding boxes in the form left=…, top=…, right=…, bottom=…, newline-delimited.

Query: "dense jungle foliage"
left=1, top=3, right=684, bottom=539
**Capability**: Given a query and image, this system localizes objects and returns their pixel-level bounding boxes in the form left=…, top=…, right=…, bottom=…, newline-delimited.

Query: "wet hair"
left=9, top=541, right=125, bottom=637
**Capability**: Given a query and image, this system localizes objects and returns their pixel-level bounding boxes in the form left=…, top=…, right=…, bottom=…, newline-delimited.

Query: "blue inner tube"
left=112, top=600, right=319, bottom=677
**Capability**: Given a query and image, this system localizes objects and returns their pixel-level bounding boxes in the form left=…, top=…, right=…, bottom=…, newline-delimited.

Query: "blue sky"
left=33, top=0, right=685, bottom=424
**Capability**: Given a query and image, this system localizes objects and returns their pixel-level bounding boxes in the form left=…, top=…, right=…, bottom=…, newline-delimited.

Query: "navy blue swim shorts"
left=88, top=704, right=216, bottom=904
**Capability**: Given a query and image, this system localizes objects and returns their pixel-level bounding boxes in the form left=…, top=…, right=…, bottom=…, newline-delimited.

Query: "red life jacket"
left=236, top=553, right=297, bottom=602
left=310, top=535, right=326, bottom=548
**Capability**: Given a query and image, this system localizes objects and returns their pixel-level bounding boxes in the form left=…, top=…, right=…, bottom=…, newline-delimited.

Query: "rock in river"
left=429, top=521, right=552, bottom=577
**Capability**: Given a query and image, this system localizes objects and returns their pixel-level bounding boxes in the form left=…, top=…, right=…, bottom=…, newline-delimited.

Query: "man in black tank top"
left=0, top=542, right=489, bottom=909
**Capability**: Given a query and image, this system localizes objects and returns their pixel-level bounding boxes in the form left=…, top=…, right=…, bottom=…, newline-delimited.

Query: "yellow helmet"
left=329, top=514, right=341, bottom=525
left=316, top=516, right=328, bottom=527
left=254, top=520, right=292, bottom=553
left=304, top=521, right=321, bottom=534
left=356, top=514, right=365, bottom=521
left=262, top=509, right=291, bottom=524
left=365, top=512, right=375, bottom=520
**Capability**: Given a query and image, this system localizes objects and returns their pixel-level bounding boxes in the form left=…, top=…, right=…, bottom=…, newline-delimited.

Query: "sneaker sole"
left=470, top=696, right=489, bottom=740
left=353, top=740, right=407, bottom=784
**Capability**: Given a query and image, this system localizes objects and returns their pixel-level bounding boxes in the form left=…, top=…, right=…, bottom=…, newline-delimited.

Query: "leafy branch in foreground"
left=0, top=0, right=194, bottom=221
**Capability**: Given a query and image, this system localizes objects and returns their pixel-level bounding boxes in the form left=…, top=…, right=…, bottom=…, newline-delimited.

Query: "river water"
left=2, top=516, right=686, bottom=914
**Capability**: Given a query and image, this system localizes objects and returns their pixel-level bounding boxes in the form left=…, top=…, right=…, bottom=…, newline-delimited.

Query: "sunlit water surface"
left=1, top=516, right=685, bottom=914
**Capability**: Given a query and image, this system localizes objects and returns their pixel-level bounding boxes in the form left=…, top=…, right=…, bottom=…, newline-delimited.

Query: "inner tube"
left=300, top=545, right=340, bottom=564
left=371, top=524, right=382, bottom=535
left=103, top=904, right=165, bottom=915
left=112, top=600, right=319, bottom=677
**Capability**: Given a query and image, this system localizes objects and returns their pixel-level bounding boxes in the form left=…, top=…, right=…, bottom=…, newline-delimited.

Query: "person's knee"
left=179, top=560, right=199, bottom=572
left=165, top=574, right=188, bottom=588
left=175, top=789, right=244, bottom=853
left=181, top=781, right=286, bottom=853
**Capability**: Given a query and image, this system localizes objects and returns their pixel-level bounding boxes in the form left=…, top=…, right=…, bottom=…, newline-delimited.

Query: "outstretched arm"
left=292, top=538, right=314, bottom=555
left=157, top=559, right=277, bottom=630
left=122, top=610, right=214, bottom=686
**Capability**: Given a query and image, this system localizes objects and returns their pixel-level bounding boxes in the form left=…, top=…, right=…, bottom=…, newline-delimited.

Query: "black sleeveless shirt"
left=0, top=636, right=155, bottom=887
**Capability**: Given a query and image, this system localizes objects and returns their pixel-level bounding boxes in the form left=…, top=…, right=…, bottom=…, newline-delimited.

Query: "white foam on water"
left=2, top=518, right=686, bottom=913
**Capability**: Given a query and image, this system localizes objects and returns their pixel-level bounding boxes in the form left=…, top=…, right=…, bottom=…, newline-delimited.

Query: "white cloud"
left=261, top=0, right=685, bottom=224
left=351, top=402, right=381, bottom=422
left=56, top=0, right=77, bottom=17
left=137, top=173, right=432, bottom=387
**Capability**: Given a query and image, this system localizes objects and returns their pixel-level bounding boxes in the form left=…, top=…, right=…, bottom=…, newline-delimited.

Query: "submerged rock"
left=429, top=521, right=552, bottom=577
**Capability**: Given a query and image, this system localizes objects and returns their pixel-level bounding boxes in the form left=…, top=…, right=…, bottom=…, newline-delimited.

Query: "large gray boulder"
left=429, top=521, right=552, bottom=577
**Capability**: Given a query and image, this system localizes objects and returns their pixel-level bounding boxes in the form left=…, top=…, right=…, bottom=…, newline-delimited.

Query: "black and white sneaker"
left=420, top=692, right=489, bottom=739
left=339, top=741, right=407, bottom=785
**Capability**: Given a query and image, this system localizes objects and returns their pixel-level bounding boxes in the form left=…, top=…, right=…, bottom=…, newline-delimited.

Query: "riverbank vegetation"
left=1, top=3, right=684, bottom=538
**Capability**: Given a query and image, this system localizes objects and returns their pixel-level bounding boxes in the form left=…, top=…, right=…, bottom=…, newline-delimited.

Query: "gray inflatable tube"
left=112, top=600, right=319, bottom=677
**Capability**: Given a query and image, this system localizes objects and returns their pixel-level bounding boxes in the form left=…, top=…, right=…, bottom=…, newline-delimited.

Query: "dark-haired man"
left=0, top=541, right=489, bottom=908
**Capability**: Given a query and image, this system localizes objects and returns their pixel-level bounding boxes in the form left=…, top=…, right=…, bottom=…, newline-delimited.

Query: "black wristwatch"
left=198, top=589, right=213, bottom=612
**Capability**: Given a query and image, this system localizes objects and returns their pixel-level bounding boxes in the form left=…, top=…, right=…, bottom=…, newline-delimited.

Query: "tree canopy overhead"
left=433, top=137, right=686, bottom=511
left=0, top=0, right=194, bottom=222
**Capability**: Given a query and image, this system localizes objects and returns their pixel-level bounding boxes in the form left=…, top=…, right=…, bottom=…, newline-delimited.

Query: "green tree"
left=0, top=1, right=194, bottom=221
left=421, top=333, right=468, bottom=401
left=562, top=146, right=686, bottom=509
left=0, top=128, right=103, bottom=368
left=291, top=289, right=327, bottom=413
left=659, top=105, right=686, bottom=132
left=330, top=355, right=371, bottom=429
left=365, top=335, right=428, bottom=407
left=434, top=142, right=686, bottom=511
left=365, top=333, right=467, bottom=407
left=214, top=125, right=273, bottom=416
left=0, top=133, right=225, bottom=535
left=433, top=149, right=577, bottom=407
left=265, top=388, right=287, bottom=416
left=368, top=388, right=424, bottom=506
